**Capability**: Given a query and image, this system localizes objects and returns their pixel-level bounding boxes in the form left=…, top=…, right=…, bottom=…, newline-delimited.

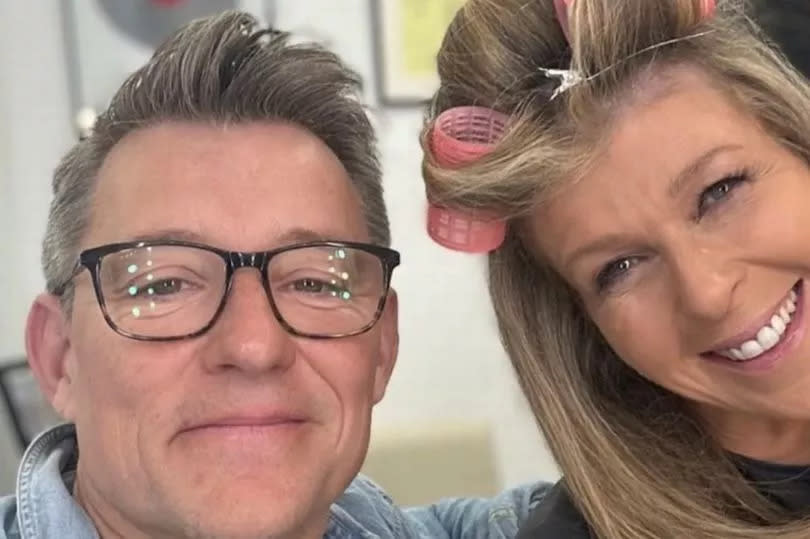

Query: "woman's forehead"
left=528, top=69, right=770, bottom=263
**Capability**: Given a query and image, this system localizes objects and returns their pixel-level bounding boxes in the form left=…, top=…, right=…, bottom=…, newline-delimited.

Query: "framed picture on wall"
left=370, top=0, right=466, bottom=107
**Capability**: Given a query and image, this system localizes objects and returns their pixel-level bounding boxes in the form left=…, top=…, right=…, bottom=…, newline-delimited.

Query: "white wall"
left=0, top=0, right=558, bottom=492
left=1, top=2, right=75, bottom=361
left=0, top=0, right=76, bottom=487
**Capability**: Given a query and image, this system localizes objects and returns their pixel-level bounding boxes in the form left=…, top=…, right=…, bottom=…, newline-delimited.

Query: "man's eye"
left=152, top=279, right=184, bottom=295
left=293, top=278, right=337, bottom=294
left=127, top=278, right=185, bottom=297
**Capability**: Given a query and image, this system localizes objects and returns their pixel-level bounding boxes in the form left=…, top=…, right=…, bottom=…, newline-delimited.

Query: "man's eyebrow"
left=129, top=227, right=343, bottom=247
left=667, top=144, right=744, bottom=198
left=128, top=229, right=207, bottom=243
left=274, top=227, right=337, bottom=244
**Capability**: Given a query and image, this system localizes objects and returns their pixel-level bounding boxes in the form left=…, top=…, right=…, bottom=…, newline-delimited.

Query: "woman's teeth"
left=716, top=289, right=797, bottom=361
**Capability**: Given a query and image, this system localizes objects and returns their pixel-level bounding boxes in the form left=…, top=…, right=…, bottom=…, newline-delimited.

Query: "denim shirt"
left=1, top=425, right=548, bottom=538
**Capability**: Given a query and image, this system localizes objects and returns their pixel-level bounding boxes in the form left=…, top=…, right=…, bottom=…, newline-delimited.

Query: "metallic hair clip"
left=541, top=0, right=718, bottom=100
left=538, top=67, right=584, bottom=100
left=538, top=30, right=717, bottom=100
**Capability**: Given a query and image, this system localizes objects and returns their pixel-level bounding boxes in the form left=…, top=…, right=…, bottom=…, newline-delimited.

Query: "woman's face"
left=530, top=66, right=810, bottom=459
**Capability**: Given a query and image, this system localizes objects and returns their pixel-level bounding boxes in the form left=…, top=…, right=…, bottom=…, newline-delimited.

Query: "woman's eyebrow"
left=667, top=144, right=744, bottom=198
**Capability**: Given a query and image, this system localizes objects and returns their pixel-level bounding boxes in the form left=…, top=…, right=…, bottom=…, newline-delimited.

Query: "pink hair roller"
left=553, top=0, right=573, bottom=44
left=553, top=0, right=716, bottom=44
left=700, top=0, right=716, bottom=19
left=427, top=106, right=508, bottom=253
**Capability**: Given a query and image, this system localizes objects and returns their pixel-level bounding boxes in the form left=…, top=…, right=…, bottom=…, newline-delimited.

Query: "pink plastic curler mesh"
left=426, top=205, right=507, bottom=253
left=427, top=106, right=508, bottom=253
left=430, top=106, right=508, bottom=167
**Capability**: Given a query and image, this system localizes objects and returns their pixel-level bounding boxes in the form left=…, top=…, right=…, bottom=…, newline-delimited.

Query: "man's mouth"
left=711, top=281, right=801, bottom=362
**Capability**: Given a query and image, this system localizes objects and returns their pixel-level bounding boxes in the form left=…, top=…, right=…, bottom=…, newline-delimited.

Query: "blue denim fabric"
left=1, top=425, right=549, bottom=538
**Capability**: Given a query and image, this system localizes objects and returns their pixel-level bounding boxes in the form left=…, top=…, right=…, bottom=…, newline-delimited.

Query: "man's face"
left=34, top=122, right=398, bottom=538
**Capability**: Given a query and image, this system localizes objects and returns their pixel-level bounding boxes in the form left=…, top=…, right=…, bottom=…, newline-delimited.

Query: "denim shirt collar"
left=15, top=424, right=97, bottom=539
left=12, top=424, right=391, bottom=539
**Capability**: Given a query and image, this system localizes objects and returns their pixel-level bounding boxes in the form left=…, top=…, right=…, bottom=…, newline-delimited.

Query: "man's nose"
left=202, top=269, right=296, bottom=374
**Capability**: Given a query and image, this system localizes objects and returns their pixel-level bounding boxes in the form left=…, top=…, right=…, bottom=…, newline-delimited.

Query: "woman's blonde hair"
left=421, top=1, right=810, bottom=537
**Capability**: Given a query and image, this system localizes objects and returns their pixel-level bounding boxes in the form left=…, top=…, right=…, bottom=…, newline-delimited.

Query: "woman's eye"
left=595, top=257, right=639, bottom=293
left=697, top=174, right=747, bottom=217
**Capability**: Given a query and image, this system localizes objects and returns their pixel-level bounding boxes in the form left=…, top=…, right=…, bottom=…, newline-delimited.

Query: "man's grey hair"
left=44, top=10, right=389, bottom=306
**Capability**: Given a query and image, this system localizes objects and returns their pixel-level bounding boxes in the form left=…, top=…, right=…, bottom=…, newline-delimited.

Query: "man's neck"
left=74, top=471, right=332, bottom=539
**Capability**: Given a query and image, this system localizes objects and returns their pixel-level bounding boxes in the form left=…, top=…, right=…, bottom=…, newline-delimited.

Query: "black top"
left=517, top=458, right=810, bottom=538
left=738, top=456, right=810, bottom=514
left=517, top=481, right=591, bottom=538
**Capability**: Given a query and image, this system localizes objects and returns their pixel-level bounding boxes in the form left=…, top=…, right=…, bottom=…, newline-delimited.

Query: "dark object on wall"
left=96, top=0, right=239, bottom=48
left=0, top=359, right=61, bottom=450
left=62, top=1, right=278, bottom=139
left=752, top=0, right=810, bottom=78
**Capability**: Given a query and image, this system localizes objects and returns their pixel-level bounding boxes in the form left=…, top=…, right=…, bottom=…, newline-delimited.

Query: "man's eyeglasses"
left=59, top=240, right=400, bottom=341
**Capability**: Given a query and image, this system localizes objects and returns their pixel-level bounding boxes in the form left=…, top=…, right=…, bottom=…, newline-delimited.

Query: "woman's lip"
left=701, top=280, right=805, bottom=372
left=706, top=279, right=802, bottom=353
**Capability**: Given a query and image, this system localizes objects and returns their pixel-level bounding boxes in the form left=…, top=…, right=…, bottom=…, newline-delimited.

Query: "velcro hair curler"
left=426, top=106, right=508, bottom=253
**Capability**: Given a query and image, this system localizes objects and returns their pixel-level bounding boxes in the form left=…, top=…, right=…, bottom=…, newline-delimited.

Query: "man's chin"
left=172, top=488, right=329, bottom=539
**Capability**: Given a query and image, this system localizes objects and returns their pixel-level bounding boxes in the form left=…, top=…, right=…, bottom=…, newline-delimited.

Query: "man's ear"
left=25, top=293, right=77, bottom=420
left=372, top=289, right=399, bottom=404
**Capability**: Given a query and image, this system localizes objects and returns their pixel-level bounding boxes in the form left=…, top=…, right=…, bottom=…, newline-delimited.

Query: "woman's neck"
left=699, top=405, right=810, bottom=464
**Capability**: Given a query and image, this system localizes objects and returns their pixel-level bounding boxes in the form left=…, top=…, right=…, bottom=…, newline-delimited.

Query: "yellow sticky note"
left=400, top=0, right=466, bottom=77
